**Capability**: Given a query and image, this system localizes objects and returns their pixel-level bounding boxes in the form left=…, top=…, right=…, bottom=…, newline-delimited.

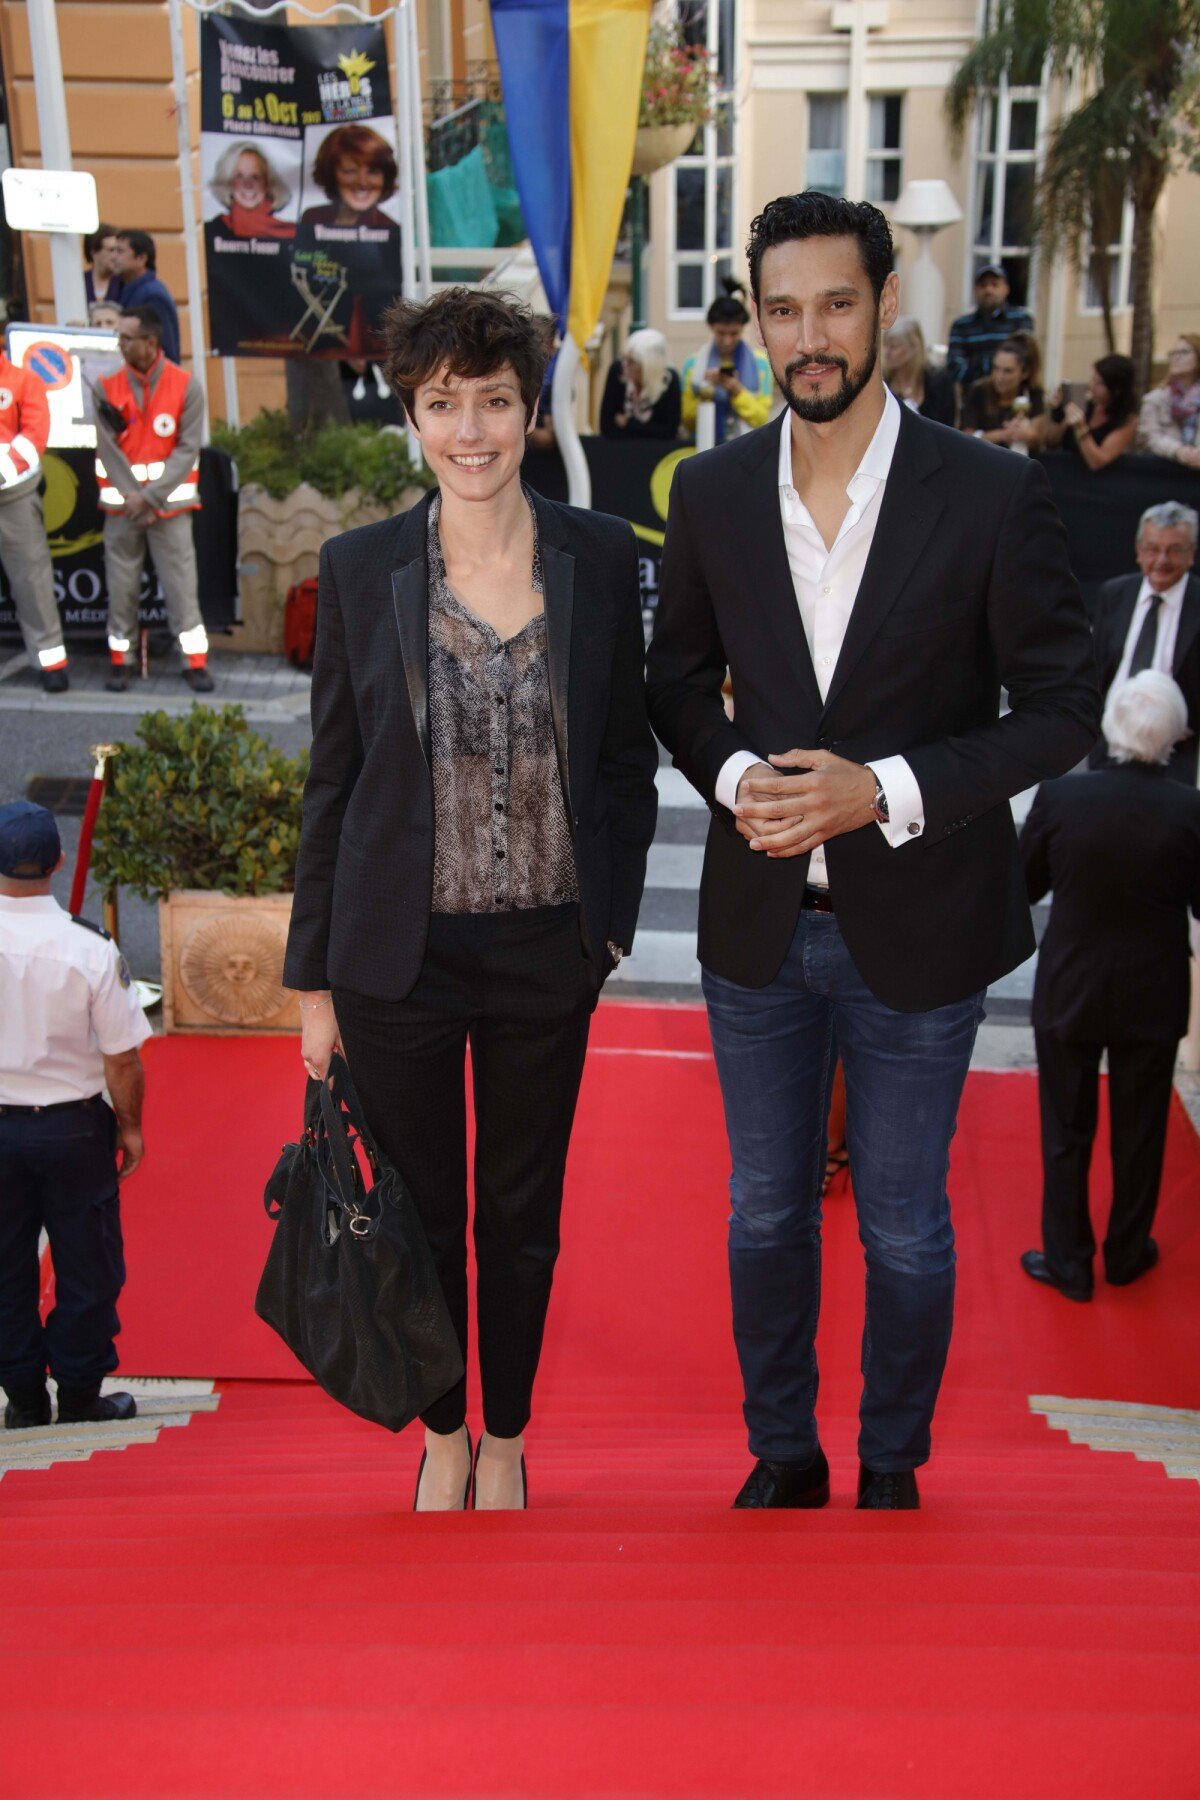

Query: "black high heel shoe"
left=413, top=1426, right=473, bottom=1512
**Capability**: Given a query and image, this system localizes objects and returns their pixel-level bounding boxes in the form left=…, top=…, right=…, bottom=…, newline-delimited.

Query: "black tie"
left=1127, top=594, right=1164, bottom=677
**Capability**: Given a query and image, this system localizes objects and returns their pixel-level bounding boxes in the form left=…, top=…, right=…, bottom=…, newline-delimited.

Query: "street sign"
left=0, top=167, right=98, bottom=234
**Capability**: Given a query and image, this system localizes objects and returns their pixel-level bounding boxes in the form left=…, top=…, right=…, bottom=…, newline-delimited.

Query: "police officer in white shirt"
left=0, top=801, right=151, bottom=1429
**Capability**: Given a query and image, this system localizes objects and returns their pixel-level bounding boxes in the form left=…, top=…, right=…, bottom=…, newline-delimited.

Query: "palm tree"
left=946, top=0, right=1200, bottom=397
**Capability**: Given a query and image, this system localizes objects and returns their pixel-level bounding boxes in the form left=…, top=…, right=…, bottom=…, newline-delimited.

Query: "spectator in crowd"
left=1137, top=334, right=1200, bottom=467
left=1020, top=672, right=1200, bottom=1301
left=92, top=306, right=213, bottom=694
left=947, top=261, right=1034, bottom=390
left=883, top=316, right=957, bottom=425
left=83, top=225, right=124, bottom=308
left=110, top=231, right=181, bottom=364
left=1089, top=501, right=1200, bottom=782
left=961, top=335, right=1044, bottom=448
left=680, top=281, right=773, bottom=443
left=528, top=315, right=557, bottom=452
left=0, top=801, right=149, bottom=1429
left=1042, top=354, right=1139, bottom=470
left=88, top=300, right=123, bottom=333
left=600, top=329, right=681, bottom=440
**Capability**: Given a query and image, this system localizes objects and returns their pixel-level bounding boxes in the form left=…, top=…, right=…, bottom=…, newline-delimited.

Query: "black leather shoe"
left=732, top=1446, right=830, bottom=1509
left=4, top=1387, right=51, bottom=1429
left=1020, top=1248, right=1092, bottom=1302
left=857, top=1465, right=920, bottom=1510
left=1107, top=1237, right=1159, bottom=1286
left=40, top=667, right=69, bottom=693
left=105, top=669, right=130, bottom=693
left=56, top=1389, right=138, bottom=1424
left=182, top=666, right=215, bottom=693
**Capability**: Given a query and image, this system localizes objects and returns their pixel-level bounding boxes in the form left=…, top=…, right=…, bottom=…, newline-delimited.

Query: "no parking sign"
left=4, top=323, right=122, bottom=449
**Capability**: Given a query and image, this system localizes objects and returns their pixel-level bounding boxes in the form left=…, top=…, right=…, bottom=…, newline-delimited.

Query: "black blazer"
left=283, top=488, right=659, bottom=1000
left=1089, top=572, right=1200, bottom=782
left=1021, top=766, right=1200, bottom=1043
left=645, top=405, right=1101, bottom=1011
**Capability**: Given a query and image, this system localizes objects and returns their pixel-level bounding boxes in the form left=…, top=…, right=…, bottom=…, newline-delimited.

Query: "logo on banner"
left=152, top=413, right=177, bottom=437
left=318, top=49, right=376, bottom=120
left=0, top=389, right=12, bottom=411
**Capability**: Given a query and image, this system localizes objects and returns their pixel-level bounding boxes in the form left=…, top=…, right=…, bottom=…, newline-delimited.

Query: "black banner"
left=200, top=15, right=401, bottom=359
left=0, top=450, right=239, bottom=641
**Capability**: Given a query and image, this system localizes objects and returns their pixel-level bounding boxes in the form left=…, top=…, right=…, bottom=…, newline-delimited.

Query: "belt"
left=0, top=1094, right=104, bottom=1116
left=802, top=887, right=835, bottom=914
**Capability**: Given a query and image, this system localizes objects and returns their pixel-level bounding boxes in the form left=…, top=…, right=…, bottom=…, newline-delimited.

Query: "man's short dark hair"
left=117, top=229, right=156, bottom=269
left=85, top=223, right=117, bottom=263
left=381, top=287, right=548, bottom=424
left=746, top=193, right=894, bottom=304
left=121, top=305, right=163, bottom=341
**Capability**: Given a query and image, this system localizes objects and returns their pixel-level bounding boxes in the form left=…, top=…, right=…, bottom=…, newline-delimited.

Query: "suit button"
left=907, top=821, right=920, bottom=836
left=817, top=737, right=830, bottom=749
left=574, top=815, right=580, bottom=829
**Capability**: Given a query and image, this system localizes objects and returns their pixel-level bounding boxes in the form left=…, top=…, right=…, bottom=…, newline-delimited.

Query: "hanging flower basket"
left=632, top=122, right=698, bottom=177
left=634, top=26, right=717, bottom=177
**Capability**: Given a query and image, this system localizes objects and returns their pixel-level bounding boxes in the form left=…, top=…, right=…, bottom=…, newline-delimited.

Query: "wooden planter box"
left=159, top=891, right=299, bottom=1034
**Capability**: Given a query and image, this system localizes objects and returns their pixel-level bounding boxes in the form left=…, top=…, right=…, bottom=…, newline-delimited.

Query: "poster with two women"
left=199, top=14, right=402, bottom=357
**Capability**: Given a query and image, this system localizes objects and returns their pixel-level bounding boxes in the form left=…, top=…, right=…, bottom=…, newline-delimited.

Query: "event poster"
left=199, top=15, right=402, bottom=358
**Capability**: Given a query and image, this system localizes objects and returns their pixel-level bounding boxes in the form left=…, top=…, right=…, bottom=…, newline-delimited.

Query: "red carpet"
left=4, top=1008, right=1199, bottom=1798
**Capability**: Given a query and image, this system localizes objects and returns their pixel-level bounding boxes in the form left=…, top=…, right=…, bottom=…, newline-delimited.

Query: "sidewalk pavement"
left=0, top=639, right=313, bottom=725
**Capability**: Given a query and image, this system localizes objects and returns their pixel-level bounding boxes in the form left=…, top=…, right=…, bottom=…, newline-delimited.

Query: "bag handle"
left=317, top=1060, right=383, bottom=1238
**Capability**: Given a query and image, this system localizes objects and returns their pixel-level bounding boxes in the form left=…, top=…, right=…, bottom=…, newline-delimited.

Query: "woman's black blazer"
left=283, top=487, right=659, bottom=1000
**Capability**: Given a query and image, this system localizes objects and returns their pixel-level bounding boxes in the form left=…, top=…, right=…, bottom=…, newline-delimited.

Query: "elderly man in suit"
left=1090, top=501, right=1200, bottom=782
left=1021, top=672, right=1200, bottom=1302
left=646, top=191, right=1099, bottom=1512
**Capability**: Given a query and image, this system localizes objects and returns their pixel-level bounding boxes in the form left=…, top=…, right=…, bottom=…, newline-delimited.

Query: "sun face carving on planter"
left=177, top=912, right=288, bottom=1026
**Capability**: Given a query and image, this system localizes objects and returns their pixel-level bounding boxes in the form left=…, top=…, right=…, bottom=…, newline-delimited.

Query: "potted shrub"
left=211, top=411, right=434, bottom=654
left=634, top=26, right=718, bottom=175
left=90, top=705, right=308, bottom=1034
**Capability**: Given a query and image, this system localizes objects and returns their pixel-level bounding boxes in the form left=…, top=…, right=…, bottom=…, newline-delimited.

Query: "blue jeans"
left=702, top=909, right=984, bottom=1472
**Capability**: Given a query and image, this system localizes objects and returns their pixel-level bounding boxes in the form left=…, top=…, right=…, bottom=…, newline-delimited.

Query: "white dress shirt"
left=715, top=388, right=924, bottom=885
left=0, top=896, right=151, bottom=1105
left=1108, top=573, right=1188, bottom=694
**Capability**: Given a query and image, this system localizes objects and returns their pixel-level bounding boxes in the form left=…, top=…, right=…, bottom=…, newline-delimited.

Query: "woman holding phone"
left=284, top=288, right=658, bottom=1512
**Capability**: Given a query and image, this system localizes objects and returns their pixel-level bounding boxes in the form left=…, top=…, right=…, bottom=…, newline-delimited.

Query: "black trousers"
left=1035, top=1031, right=1178, bottom=1289
left=0, top=1096, right=124, bottom=1395
left=333, top=903, right=595, bottom=1437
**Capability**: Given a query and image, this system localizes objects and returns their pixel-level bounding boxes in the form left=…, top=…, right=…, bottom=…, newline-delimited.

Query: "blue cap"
left=974, top=261, right=1007, bottom=283
left=0, top=801, right=62, bottom=879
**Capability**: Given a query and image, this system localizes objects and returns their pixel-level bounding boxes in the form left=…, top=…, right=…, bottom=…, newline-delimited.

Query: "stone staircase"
left=1030, top=1395, right=1200, bottom=1483
left=0, top=1377, right=218, bottom=1478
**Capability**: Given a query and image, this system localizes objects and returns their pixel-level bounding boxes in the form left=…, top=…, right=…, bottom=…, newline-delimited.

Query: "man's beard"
left=776, top=331, right=879, bottom=424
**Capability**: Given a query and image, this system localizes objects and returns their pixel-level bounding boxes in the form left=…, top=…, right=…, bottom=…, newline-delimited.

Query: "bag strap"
left=317, top=1067, right=382, bottom=1238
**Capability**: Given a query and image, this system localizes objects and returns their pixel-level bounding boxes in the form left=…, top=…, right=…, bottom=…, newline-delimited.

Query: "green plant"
left=638, top=26, right=718, bottom=131
left=90, top=706, right=309, bottom=902
left=211, top=410, right=434, bottom=505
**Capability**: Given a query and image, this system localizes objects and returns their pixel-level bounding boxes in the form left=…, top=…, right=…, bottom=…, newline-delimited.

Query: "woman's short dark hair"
left=746, top=192, right=894, bottom=304
left=85, top=223, right=116, bottom=264
left=312, top=125, right=398, bottom=204
left=1094, top=352, right=1137, bottom=425
left=382, top=287, right=548, bottom=424
left=706, top=279, right=750, bottom=328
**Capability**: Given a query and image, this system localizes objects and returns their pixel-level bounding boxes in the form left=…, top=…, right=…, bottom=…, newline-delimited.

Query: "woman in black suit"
left=283, top=289, right=658, bottom=1510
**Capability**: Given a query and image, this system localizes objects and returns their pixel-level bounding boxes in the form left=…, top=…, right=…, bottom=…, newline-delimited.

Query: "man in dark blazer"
left=1020, top=673, right=1200, bottom=1301
left=646, top=192, right=1099, bottom=1511
left=1089, top=501, right=1200, bottom=782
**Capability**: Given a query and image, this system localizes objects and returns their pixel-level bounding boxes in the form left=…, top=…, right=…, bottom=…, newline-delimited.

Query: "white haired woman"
left=1019, top=671, right=1200, bottom=1301
left=600, top=328, right=682, bottom=439
left=209, top=141, right=294, bottom=240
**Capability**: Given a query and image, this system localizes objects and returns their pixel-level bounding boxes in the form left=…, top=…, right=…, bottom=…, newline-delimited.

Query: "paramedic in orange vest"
left=0, top=350, right=69, bottom=692
left=92, top=305, right=213, bottom=694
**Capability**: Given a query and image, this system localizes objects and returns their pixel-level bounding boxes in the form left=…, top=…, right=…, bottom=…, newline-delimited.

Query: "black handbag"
left=256, top=1053, right=463, bottom=1432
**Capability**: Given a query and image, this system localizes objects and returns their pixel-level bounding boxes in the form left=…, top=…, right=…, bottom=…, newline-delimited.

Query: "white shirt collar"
left=1137, top=572, right=1189, bottom=611
left=777, top=385, right=902, bottom=500
left=0, top=894, right=60, bottom=913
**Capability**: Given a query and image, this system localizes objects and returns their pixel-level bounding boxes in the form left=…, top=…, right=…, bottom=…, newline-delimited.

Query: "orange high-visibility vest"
left=0, top=352, right=50, bottom=490
left=95, top=356, right=200, bottom=517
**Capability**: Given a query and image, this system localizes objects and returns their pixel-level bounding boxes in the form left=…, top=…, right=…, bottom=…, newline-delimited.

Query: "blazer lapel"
left=390, top=491, right=436, bottom=766
left=820, top=407, right=945, bottom=718
left=739, top=416, right=824, bottom=715
left=533, top=491, right=575, bottom=808
left=1173, top=574, right=1200, bottom=674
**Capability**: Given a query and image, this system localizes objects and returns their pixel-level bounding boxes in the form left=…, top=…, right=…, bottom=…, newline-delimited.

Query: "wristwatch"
left=868, top=772, right=890, bottom=825
left=606, top=940, right=625, bottom=968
